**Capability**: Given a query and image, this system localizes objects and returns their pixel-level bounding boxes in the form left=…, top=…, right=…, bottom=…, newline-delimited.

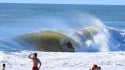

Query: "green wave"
left=16, top=30, right=78, bottom=52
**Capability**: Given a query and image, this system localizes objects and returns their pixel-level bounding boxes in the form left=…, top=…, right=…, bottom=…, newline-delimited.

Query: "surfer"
left=2, top=64, right=5, bottom=70
left=61, top=41, right=74, bottom=52
left=28, top=53, right=42, bottom=70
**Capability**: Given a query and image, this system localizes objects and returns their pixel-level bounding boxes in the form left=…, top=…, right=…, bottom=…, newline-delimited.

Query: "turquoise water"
left=0, top=3, right=125, bottom=52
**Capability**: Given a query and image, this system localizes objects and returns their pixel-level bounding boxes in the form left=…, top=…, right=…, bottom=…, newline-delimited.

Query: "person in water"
left=2, top=64, right=5, bottom=70
left=61, top=41, right=74, bottom=52
left=97, top=66, right=101, bottom=70
left=90, top=64, right=98, bottom=70
left=28, top=53, right=42, bottom=70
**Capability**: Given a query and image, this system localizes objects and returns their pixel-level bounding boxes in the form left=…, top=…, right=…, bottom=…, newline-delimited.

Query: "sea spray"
left=69, top=13, right=111, bottom=52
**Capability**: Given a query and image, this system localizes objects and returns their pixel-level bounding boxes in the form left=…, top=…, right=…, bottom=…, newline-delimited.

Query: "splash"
left=69, top=12, right=111, bottom=52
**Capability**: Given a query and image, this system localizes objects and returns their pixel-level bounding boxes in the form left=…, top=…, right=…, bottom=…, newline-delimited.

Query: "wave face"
left=0, top=4, right=125, bottom=52
left=15, top=30, right=78, bottom=52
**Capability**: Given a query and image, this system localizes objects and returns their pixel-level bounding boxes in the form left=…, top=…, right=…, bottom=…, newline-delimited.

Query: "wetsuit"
left=62, top=41, right=74, bottom=52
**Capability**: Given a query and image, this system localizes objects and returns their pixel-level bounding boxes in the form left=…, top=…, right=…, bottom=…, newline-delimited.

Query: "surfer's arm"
left=61, top=43, right=67, bottom=46
left=28, top=54, right=33, bottom=59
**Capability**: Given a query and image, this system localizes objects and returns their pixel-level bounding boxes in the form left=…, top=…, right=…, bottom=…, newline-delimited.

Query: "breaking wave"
left=0, top=13, right=125, bottom=52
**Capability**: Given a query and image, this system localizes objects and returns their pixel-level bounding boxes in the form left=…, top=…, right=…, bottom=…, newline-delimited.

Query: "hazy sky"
left=0, top=0, right=125, bottom=5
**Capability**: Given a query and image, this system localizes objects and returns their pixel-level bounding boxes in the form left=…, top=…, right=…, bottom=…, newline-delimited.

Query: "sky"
left=0, top=0, right=125, bottom=5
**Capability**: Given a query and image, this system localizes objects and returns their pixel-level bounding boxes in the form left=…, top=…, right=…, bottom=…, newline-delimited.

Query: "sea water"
left=0, top=3, right=125, bottom=70
left=0, top=3, right=125, bottom=52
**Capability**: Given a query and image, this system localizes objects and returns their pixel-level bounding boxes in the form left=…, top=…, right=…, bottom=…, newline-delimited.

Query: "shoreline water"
left=0, top=51, right=125, bottom=70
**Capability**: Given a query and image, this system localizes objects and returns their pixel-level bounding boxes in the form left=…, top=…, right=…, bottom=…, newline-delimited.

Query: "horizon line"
left=0, top=2, right=125, bottom=6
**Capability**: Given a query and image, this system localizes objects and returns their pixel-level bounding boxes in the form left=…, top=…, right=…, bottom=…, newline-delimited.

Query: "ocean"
left=0, top=3, right=125, bottom=52
left=0, top=3, right=125, bottom=70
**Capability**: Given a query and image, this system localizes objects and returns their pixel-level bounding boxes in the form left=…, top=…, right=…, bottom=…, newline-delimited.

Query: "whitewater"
left=0, top=3, right=125, bottom=70
left=0, top=51, right=125, bottom=70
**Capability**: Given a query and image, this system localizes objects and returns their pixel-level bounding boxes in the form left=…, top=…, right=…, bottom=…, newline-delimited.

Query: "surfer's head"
left=2, top=63, right=5, bottom=68
left=34, top=53, right=37, bottom=58
left=97, top=66, right=101, bottom=70
left=93, top=64, right=97, bottom=69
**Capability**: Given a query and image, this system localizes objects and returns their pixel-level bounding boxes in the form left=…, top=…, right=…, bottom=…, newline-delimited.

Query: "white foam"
left=0, top=51, right=125, bottom=70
